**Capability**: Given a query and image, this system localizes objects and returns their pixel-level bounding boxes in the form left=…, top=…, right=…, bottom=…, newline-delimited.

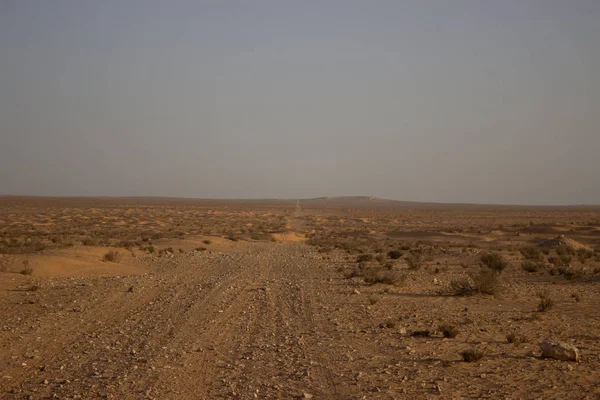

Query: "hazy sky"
left=1, top=1, right=599, bottom=205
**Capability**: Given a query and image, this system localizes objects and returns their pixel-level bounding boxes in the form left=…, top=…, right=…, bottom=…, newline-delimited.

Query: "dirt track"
left=1, top=243, right=355, bottom=399
left=2, top=237, right=600, bottom=399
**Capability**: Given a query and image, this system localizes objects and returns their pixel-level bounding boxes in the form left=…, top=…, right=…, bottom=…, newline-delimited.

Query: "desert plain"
left=1, top=196, right=600, bottom=399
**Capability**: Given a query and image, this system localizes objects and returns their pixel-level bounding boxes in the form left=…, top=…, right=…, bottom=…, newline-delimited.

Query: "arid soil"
left=1, top=197, right=600, bottom=399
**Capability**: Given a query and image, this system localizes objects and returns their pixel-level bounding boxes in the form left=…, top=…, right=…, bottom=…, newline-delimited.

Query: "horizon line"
left=1, top=194, right=599, bottom=208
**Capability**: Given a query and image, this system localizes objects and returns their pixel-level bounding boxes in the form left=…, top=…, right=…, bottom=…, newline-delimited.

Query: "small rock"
left=540, top=342, right=579, bottom=362
left=303, top=393, right=314, bottom=399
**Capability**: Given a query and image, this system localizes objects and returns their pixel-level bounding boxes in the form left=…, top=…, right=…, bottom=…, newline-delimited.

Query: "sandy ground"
left=1, top=198, right=600, bottom=399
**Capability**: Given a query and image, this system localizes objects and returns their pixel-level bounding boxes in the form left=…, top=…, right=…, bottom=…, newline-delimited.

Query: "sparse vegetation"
left=480, top=252, right=507, bottom=273
left=506, top=332, right=528, bottom=344
left=460, top=348, right=484, bottom=362
left=537, top=291, right=555, bottom=312
left=20, top=260, right=33, bottom=275
left=450, top=268, right=500, bottom=296
left=520, top=246, right=543, bottom=261
left=406, top=253, right=423, bottom=270
left=387, top=249, right=403, bottom=259
left=102, top=250, right=123, bottom=263
left=344, top=265, right=404, bottom=285
left=521, top=260, right=544, bottom=273
left=439, top=324, right=459, bottom=338
left=203, top=239, right=212, bottom=245
left=357, top=254, right=374, bottom=263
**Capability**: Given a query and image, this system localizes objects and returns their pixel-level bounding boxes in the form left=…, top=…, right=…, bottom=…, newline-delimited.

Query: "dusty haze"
left=1, top=1, right=599, bottom=205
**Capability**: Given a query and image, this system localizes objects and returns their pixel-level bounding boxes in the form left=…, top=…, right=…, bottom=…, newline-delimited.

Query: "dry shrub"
left=521, top=260, right=544, bottom=273
left=480, top=252, right=507, bottom=273
left=387, top=250, right=403, bottom=259
left=357, top=254, right=374, bottom=263
left=556, top=245, right=575, bottom=256
left=375, top=254, right=386, bottom=265
left=461, top=348, right=484, bottom=362
left=20, top=260, right=33, bottom=275
left=520, top=246, right=543, bottom=261
left=450, top=268, right=500, bottom=296
left=537, top=291, right=554, bottom=312
left=344, top=265, right=404, bottom=285
left=506, top=332, right=528, bottom=344
left=363, top=268, right=404, bottom=285
left=439, top=324, right=459, bottom=338
left=102, top=250, right=122, bottom=263
left=406, top=253, right=423, bottom=270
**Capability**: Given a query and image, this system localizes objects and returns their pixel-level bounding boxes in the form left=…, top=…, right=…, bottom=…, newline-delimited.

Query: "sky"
left=1, top=1, right=599, bottom=205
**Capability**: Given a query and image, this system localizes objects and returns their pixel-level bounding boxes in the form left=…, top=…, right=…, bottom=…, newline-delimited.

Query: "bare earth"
left=1, top=197, right=600, bottom=399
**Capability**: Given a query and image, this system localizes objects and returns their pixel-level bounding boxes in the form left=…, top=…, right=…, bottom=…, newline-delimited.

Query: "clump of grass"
left=406, top=253, right=423, bottom=270
left=521, top=260, right=544, bottom=273
left=363, top=268, right=405, bottom=285
left=203, top=239, right=212, bottom=245
left=82, top=237, right=98, bottom=246
left=439, top=324, right=459, bottom=338
left=450, top=268, right=500, bottom=296
left=506, top=332, right=528, bottom=344
left=557, top=266, right=580, bottom=280
left=556, top=245, right=575, bottom=257
left=537, top=291, right=555, bottom=312
left=357, top=254, right=374, bottom=263
left=520, top=246, right=542, bottom=261
left=480, top=252, right=507, bottom=273
left=560, top=254, right=572, bottom=265
left=102, top=250, right=122, bottom=263
left=460, top=348, right=484, bottom=362
left=577, top=248, right=594, bottom=263
left=375, top=254, right=386, bottom=265
left=387, top=250, right=403, bottom=260
left=344, top=265, right=404, bottom=285
left=28, top=284, right=41, bottom=292
left=379, top=320, right=396, bottom=329
left=20, top=260, right=33, bottom=275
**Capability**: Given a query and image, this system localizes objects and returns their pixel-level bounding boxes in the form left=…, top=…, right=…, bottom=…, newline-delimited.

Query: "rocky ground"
left=2, top=237, right=600, bottom=399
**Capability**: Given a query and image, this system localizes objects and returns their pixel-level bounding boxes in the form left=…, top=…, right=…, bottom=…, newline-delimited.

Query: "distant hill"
left=0, top=195, right=598, bottom=210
